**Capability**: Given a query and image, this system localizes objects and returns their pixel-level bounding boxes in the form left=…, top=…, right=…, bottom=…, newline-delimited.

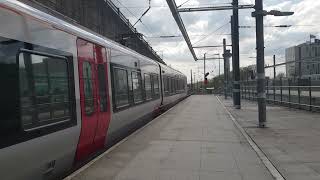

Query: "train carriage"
left=160, top=63, right=187, bottom=108
left=0, top=1, right=187, bottom=180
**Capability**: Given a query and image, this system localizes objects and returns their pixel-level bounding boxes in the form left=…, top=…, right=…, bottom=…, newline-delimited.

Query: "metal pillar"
left=204, top=53, right=206, bottom=80
left=226, top=50, right=232, bottom=97
left=223, top=39, right=227, bottom=99
left=273, top=55, right=276, bottom=79
left=231, top=15, right=234, bottom=100
left=204, top=53, right=206, bottom=93
left=219, top=54, right=221, bottom=77
left=223, top=38, right=231, bottom=99
left=231, top=0, right=241, bottom=109
left=254, top=0, right=266, bottom=127
left=273, top=55, right=276, bottom=102
left=197, top=79, right=199, bottom=92
left=298, top=47, right=302, bottom=79
left=191, top=69, right=193, bottom=91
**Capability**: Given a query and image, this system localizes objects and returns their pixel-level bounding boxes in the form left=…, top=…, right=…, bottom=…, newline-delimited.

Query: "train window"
left=168, top=77, right=171, bottom=93
left=127, top=71, right=134, bottom=104
left=98, top=65, right=108, bottom=112
left=82, top=62, right=95, bottom=115
left=173, top=78, right=176, bottom=93
left=132, top=72, right=143, bottom=103
left=165, top=76, right=169, bottom=93
left=19, top=51, right=71, bottom=130
left=0, top=39, right=23, bottom=138
left=144, top=74, right=152, bottom=100
left=0, top=38, right=76, bottom=148
left=183, top=80, right=185, bottom=90
left=171, top=78, right=175, bottom=93
left=114, top=68, right=129, bottom=107
left=181, top=80, right=184, bottom=90
left=175, top=79, right=178, bottom=92
left=152, top=74, right=160, bottom=97
left=166, top=77, right=171, bottom=94
left=168, top=78, right=171, bottom=93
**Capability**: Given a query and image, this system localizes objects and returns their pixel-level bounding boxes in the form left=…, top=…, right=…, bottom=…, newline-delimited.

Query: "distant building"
left=241, top=64, right=256, bottom=80
left=285, top=39, right=320, bottom=80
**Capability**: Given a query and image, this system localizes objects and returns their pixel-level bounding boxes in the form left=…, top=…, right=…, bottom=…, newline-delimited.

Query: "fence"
left=240, top=78, right=320, bottom=112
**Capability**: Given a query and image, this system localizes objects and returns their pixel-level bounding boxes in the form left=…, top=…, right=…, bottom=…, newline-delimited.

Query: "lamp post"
left=204, top=53, right=206, bottom=93
left=223, top=49, right=232, bottom=99
left=252, top=0, right=294, bottom=128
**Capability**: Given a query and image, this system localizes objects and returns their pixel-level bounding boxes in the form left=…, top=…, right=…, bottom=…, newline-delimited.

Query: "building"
left=241, top=64, right=257, bottom=80
left=285, top=39, right=320, bottom=80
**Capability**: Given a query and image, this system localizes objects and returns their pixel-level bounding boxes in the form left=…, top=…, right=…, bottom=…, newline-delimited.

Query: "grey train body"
left=0, top=1, right=187, bottom=180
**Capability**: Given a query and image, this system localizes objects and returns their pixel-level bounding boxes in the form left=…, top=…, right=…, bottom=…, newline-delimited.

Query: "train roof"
left=159, top=63, right=185, bottom=77
left=1, top=0, right=183, bottom=73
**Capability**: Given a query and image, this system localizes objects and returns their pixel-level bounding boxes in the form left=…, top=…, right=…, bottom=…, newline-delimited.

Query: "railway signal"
left=204, top=72, right=209, bottom=85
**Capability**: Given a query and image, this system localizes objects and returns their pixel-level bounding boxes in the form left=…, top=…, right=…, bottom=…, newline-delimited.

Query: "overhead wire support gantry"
left=165, top=0, right=254, bottom=61
left=193, top=45, right=232, bottom=49
left=166, top=0, right=295, bottom=128
left=166, top=0, right=197, bottom=61
left=177, top=4, right=254, bottom=12
left=165, top=0, right=251, bottom=110
left=166, top=0, right=253, bottom=110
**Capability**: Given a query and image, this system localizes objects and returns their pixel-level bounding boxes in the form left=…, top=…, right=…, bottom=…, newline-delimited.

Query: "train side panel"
left=0, top=1, right=188, bottom=180
left=106, top=49, right=162, bottom=145
left=160, top=64, right=187, bottom=108
left=0, top=4, right=81, bottom=180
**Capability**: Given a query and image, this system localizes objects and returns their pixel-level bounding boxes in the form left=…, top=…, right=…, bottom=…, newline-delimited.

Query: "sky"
left=110, top=0, right=320, bottom=82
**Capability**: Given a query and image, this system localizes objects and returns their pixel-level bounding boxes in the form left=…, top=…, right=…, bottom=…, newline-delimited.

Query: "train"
left=0, top=1, right=188, bottom=180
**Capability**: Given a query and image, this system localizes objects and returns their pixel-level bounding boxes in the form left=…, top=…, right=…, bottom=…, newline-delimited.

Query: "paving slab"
left=220, top=96, right=320, bottom=180
left=67, top=95, right=274, bottom=180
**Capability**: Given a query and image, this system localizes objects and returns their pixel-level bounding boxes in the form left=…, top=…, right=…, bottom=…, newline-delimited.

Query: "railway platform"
left=65, top=95, right=276, bottom=180
left=220, top=97, right=320, bottom=180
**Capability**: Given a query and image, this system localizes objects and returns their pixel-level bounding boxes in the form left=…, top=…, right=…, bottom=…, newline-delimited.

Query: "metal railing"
left=240, top=78, right=320, bottom=111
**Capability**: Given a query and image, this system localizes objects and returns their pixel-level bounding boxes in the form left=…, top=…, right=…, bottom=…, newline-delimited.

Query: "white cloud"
left=111, top=0, right=320, bottom=82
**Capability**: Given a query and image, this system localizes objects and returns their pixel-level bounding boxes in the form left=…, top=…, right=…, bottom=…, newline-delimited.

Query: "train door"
left=75, top=39, right=111, bottom=162
left=159, top=65, right=164, bottom=105
left=93, top=45, right=111, bottom=150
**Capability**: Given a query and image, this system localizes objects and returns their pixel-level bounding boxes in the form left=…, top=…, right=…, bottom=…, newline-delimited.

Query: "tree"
left=277, top=72, right=285, bottom=79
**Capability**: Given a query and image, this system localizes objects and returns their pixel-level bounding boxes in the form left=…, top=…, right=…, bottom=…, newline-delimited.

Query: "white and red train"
left=0, top=1, right=187, bottom=179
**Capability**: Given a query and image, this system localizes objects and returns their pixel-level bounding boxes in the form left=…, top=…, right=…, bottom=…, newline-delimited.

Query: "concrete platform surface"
left=220, top=96, right=320, bottom=180
left=67, top=95, right=274, bottom=180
